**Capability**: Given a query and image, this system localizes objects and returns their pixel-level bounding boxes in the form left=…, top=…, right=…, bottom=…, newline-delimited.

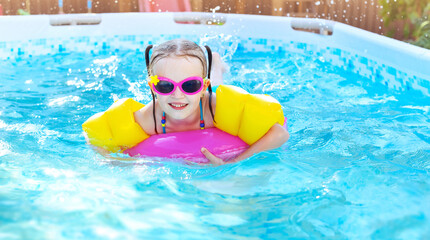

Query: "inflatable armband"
left=82, top=98, right=149, bottom=152
left=214, top=85, right=285, bottom=145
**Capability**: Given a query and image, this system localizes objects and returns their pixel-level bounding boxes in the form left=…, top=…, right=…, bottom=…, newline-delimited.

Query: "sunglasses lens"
left=154, top=81, right=174, bottom=94
left=182, top=80, right=202, bottom=93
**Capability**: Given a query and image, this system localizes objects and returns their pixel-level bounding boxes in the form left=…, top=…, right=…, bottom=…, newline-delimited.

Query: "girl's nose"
left=171, top=86, right=185, bottom=98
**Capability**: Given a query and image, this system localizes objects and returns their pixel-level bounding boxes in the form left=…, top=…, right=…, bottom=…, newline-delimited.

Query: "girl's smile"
left=169, top=102, right=188, bottom=110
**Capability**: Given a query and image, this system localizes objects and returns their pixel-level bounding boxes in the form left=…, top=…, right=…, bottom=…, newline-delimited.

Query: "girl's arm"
left=201, top=123, right=289, bottom=166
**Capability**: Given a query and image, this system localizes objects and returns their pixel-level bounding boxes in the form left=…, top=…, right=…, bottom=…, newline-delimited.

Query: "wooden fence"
left=197, top=0, right=385, bottom=35
left=0, top=0, right=386, bottom=35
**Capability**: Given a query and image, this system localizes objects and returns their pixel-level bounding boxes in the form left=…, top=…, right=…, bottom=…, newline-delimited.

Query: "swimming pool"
left=1, top=12, right=429, bottom=239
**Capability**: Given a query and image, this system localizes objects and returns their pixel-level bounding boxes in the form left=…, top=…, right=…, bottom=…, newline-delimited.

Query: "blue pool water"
left=0, top=46, right=429, bottom=239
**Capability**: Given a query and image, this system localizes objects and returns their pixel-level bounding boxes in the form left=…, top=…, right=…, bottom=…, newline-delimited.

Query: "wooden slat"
left=272, top=0, right=283, bottom=16
left=368, top=0, right=376, bottom=33
left=190, top=0, right=203, bottom=12
left=236, top=0, right=245, bottom=14
left=63, top=0, right=88, bottom=13
left=29, top=0, right=59, bottom=14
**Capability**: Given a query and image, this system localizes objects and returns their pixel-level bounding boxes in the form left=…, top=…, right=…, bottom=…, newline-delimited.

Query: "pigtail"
left=145, top=45, right=159, bottom=134
left=204, top=45, right=215, bottom=122
left=145, top=45, right=153, bottom=74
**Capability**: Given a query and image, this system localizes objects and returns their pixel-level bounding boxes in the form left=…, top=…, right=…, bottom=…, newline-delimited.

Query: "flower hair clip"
left=149, top=75, right=160, bottom=86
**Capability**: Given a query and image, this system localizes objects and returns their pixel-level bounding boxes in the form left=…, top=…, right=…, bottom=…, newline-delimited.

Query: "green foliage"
left=379, top=0, right=430, bottom=49
left=17, top=9, right=30, bottom=15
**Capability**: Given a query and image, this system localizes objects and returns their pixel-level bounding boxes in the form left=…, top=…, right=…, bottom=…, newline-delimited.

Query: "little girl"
left=83, top=39, right=289, bottom=165
left=132, top=39, right=289, bottom=165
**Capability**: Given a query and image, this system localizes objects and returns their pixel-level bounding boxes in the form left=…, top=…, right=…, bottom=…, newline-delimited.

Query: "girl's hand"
left=201, top=147, right=225, bottom=166
left=200, top=124, right=289, bottom=166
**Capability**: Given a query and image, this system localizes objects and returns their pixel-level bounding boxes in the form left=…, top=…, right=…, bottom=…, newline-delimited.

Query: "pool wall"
left=1, top=12, right=429, bottom=95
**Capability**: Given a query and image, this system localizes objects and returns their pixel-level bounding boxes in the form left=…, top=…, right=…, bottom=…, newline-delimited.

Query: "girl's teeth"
left=171, top=103, right=186, bottom=107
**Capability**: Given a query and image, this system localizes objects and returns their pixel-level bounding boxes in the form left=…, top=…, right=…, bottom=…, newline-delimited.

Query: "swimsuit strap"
left=162, top=99, right=205, bottom=134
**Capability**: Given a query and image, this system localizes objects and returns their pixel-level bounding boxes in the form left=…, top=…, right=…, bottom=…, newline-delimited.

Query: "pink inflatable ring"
left=124, top=128, right=249, bottom=163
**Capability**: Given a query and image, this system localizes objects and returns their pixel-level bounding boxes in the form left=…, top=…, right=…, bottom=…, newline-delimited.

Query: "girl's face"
left=152, top=56, right=208, bottom=120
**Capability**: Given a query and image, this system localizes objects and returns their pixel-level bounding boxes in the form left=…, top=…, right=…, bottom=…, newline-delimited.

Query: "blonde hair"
left=148, top=39, right=208, bottom=78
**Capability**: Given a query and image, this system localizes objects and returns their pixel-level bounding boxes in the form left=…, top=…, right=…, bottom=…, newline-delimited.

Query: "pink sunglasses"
left=149, top=76, right=206, bottom=96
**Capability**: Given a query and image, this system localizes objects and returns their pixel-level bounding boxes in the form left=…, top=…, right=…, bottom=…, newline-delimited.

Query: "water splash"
left=210, top=6, right=220, bottom=14
left=198, top=34, right=240, bottom=62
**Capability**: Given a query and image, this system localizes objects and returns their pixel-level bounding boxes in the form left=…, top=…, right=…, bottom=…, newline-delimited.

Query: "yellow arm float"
left=214, top=85, right=285, bottom=145
left=82, top=98, right=150, bottom=152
